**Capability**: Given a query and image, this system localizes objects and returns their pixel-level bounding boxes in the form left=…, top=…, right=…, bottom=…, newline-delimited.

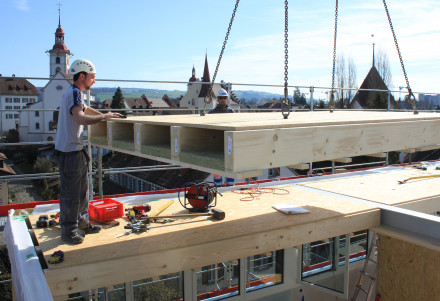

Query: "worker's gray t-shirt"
left=55, top=85, right=84, bottom=152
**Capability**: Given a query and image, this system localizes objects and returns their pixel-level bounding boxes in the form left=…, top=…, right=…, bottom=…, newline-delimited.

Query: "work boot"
left=76, top=228, right=85, bottom=237
left=81, top=224, right=102, bottom=234
left=61, top=232, right=84, bottom=244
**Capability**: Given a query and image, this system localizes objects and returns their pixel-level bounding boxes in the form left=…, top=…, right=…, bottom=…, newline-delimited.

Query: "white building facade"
left=0, top=76, right=38, bottom=135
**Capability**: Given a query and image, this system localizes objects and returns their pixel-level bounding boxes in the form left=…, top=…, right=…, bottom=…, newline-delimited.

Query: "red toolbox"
left=89, top=199, right=124, bottom=222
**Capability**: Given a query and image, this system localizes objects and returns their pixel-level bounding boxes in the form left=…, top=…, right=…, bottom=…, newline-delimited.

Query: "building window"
left=246, top=250, right=284, bottom=292
left=13, top=106, right=20, bottom=110
left=56, top=57, right=61, bottom=64
left=14, top=114, right=18, bottom=119
left=133, top=272, right=183, bottom=300
left=13, top=98, right=20, bottom=103
left=6, top=114, right=13, bottom=119
left=36, top=123, right=40, bottom=130
left=56, top=85, right=63, bottom=90
left=29, top=98, right=36, bottom=103
left=35, top=111, right=39, bottom=117
left=6, top=106, right=12, bottom=110
left=5, top=98, right=12, bottom=103
left=197, top=261, right=240, bottom=299
left=22, top=98, right=28, bottom=103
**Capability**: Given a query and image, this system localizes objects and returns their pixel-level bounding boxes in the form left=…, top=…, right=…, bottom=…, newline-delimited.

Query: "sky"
left=1, top=0, right=439, bottom=99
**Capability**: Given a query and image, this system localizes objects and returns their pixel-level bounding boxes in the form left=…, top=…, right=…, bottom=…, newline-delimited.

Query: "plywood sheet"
left=377, top=235, right=440, bottom=301
left=302, top=167, right=440, bottom=208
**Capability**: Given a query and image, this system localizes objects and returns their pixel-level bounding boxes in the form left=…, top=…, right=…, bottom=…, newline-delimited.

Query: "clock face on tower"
left=56, top=50, right=61, bottom=56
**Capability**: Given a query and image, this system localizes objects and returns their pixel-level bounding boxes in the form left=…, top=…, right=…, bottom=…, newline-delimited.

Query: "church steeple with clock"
left=47, top=7, right=71, bottom=77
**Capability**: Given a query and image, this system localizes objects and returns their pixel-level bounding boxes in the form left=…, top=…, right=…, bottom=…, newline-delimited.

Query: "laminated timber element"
left=107, top=121, right=135, bottom=151
left=134, top=123, right=171, bottom=159
left=88, top=112, right=440, bottom=176
left=376, top=235, right=440, bottom=301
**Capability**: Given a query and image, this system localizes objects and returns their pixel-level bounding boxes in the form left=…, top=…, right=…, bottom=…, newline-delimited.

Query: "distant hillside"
left=92, top=88, right=185, bottom=102
left=91, top=87, right=283, bottom=103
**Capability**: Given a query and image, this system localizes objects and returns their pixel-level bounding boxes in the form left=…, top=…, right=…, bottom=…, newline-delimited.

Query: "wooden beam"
left=367, top=152, right=387, bottom=158
left=287, top=163, right=310, bottom=170
left=332, top=157, right=352, bottom=163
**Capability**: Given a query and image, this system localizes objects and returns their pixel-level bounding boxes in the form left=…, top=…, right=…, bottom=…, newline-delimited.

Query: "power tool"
left=36, top=213, right=60, bottom=228
left=178, top=182, right=221, bottom=212
left=125, top=204, right=151, bottom=221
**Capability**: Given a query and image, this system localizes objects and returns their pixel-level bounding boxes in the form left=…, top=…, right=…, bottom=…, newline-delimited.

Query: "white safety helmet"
left=217, top=88, right=228, bottom=98
left=68, top=59, right=96, bottom=76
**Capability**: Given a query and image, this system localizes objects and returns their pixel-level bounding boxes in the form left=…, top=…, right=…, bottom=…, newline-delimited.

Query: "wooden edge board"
left=44, top=210, right=380, bottom=297
left=372, top=225, right=440, bottom=253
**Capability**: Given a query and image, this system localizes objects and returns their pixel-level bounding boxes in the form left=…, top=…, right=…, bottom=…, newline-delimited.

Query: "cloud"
left=13, top=0, right=30, bottom=11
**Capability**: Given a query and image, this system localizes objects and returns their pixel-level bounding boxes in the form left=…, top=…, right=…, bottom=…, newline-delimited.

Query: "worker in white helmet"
left=209, top=88, right=235, bottom=114
left=55, top=59, right=122, bottom=244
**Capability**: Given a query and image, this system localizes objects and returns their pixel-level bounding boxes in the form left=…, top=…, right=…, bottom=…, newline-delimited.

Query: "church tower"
left=47, top=7, right=71, bottom=77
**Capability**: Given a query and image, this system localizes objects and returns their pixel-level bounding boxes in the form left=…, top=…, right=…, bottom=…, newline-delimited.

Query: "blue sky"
left=1, top=0, right=439, bottom=98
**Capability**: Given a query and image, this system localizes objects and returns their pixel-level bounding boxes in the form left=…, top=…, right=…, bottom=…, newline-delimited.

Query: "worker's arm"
left=84, top=105, right=105, bottom=116
left=71, top=105, right=122, bottom=125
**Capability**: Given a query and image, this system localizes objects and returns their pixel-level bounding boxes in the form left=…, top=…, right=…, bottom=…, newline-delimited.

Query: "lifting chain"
left=382, top=0, right=417, bottom=114
left=281, top=0, right=291, bottom=119
left=329, top=0, right=338, bottom=113
left=202, top=0, right=240, bottom=116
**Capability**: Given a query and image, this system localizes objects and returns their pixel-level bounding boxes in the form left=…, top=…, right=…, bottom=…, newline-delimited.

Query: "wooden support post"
left=171, top=126, right=181, bottom=161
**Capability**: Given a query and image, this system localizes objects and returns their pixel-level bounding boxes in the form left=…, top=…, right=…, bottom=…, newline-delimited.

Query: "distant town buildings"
left=418, top=93, right=440, bottom=108
left=0, top=76, right=38, bottom=135
left=179, top=54, right=240, bottom=112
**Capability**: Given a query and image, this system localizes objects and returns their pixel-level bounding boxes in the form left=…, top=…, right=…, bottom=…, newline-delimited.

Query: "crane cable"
left=382, top=0, right=417, bottom=114
left=201, top=0, right=240, bottom=116
left=281, top=0, right=291, bottom=119
left=329, top=0, right=338, bottom=113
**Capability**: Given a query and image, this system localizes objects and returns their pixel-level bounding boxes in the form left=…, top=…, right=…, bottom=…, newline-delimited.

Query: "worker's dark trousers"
left=56, top=150, right=89, bottom=237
